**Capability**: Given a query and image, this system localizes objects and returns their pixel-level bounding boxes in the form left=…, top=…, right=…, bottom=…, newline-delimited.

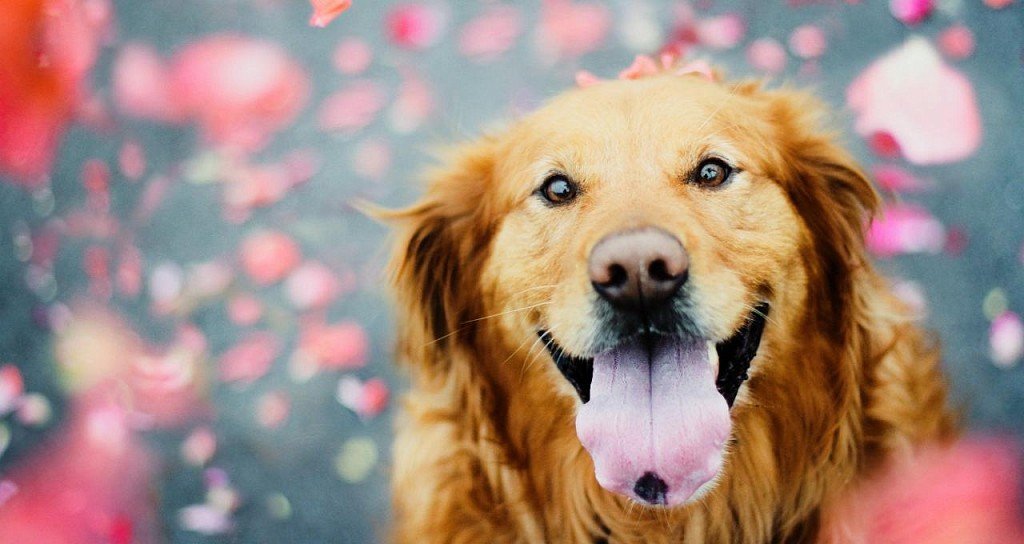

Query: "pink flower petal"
left=939, top=25, right=975, bottom=60
left=990, top=311, right=1024, bottom=368
left=227, top=294, right=263, bottom=325
left=318, top=80, right=387, bottom=133
left=984, top=0, right=1015, bottom=8
left=219, top=331, right=280, bottom=384
left=309, top=0, right=352, bottom=28
left=333, top=38, right=373, bottom=74
left=298, top=320, right=369, bottom=370
left=459, top=5, right=522, bottom=62
left=337, top=376, right=389, bottom=419
left=536, top=0, right=611, bottom=60
left=385, top=3, right=448, bottom=50
left=889, top=0, right=934, bottom=26
left=0, top=365, right=25, bottom=416
left=170, top=36, right=309, bottom=152
left=746, top=38, right=788, bottom=74
left=618, top=55, right=660, bottom=80
left=118, top=139, right=147, bottom=181
left=789, top=25, right=827, bottom=59
left=285, top=262, right=339, bottom=310
left=575, top=70, right=602, bottom=88
left=112, top=44, right=186, bottom=123
left=695, top=14, right=746, bottom=50
left=847, top=38, right=981, bottom=165
left=257, top=390, right=291, bottom=429
left=182, top=426, right=217, bottom=466
left=872, top=165, right=932, bottom=193
left=388, top=70, right=434, bottom=133
left=866, top=203, right=946, bottom=258
left=240, top=231, right=301, bottom=285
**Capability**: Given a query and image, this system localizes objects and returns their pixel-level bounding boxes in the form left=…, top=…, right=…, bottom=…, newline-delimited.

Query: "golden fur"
left=383, top=74, right=954, bottom=543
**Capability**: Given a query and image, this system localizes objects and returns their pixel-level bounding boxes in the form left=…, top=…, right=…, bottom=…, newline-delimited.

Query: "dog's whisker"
left=460, top=301, right=553, bottom=325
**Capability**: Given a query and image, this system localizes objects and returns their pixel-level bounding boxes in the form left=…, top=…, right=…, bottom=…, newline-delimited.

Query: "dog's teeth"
left=707, top=341, right=719, bottom=377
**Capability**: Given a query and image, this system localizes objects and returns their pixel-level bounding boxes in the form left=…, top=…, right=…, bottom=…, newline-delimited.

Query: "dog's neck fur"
left=390, top=271, right=953, bottom=544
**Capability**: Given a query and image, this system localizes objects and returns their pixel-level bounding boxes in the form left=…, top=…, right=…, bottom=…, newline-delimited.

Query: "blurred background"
left=0, top=0, right=1022, bottom=542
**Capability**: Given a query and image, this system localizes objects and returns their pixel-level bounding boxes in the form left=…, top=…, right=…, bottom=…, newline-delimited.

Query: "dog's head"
left=388, top=73, right=878, bottom=508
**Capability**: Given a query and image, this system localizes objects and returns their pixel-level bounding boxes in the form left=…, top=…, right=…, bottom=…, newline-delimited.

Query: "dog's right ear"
left=379, top=138, right=500, bottom=378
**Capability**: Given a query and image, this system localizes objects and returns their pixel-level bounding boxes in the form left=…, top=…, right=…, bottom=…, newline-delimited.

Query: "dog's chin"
left=537, top=302, right=769, bottom=507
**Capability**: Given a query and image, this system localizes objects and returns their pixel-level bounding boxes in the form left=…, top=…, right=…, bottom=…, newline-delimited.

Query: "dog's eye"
left=539, top=175, right=578, bottom=205
left=693, top=158, right=733, bottom=188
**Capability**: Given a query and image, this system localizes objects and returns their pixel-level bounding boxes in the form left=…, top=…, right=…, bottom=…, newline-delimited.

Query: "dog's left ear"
left=764, top=89, right=881, bottom=327
left=379, top=137, right=500, bottom=378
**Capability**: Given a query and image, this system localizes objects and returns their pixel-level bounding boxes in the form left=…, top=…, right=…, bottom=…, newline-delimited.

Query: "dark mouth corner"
left=537, top=330, right=594, bottom=403
left=714, top=302, right=770, bottom=407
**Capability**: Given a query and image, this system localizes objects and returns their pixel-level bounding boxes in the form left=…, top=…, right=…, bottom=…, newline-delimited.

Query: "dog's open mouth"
left=537, top=302, right=769, bottom=506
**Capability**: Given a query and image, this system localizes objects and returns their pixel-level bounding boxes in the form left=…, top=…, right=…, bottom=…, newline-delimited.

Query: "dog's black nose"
left=633, top=471, right=669, bottom=505
left=589, top=227, right=688, bottom=310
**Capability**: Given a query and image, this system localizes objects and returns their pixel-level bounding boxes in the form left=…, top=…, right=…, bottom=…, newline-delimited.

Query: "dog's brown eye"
left=694, top=158, right=733, bottom=188
left=539, top=175, right=578, bottom=205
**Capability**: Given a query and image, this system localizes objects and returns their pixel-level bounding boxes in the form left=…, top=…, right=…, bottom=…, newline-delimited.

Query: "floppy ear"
left=765, top=89, right=881, bottom=332
left=381, top=138, right=500, bottom=378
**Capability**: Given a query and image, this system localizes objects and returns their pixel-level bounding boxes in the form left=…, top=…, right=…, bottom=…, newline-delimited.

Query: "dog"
left=382, top=67, right=954, bottom=543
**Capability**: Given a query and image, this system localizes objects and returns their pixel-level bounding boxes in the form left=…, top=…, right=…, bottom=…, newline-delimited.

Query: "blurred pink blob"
left=747, top=38, right=788, bottom=74
left=0, top=392, right=159, bottom=544
left=333, top=38, right=373, bottom=74
left=866, top=203, right=946, bottom=258
left=297, top=319, right=369, bottom=370
left=182, top=426, right=218, bottom=466
left=118, top=138, right=147, bottom=180
left=459, top=5, right=522, bottom=62
left=352, top=138, right=392, bottom=179
left=285, top=261, right=340, bottom=310
left=309, top=0, right=352, bottom=28
left=847, top=38, right=981, bottom=165
left=319, top=79, right=388, bottom=133
left=889, top=0, right=934, bottom=25
left=257, top=390, right=291, bottom=428
left=389, top=69, right=435, bottom=133
left=385, top=3, right=447, bottom=50
left=789, top=25, right=827, bottom=59
left=0, top=0, right=111, bottom=185
left=0, top=365, right=25, bottom=416
left=695, top=14, right=746, bottom=50
left=825, top=439, right=1024, bottom=543
left=240, top=231, right=302, bottom=285
left=872, top=165, right=931, bottom=193
left=219, top=331, right=280, bottom=384
left=939, top=25, right=975, bottom=60
left=536, top=0, right=611, bottom=60
left=227, top=293, right=263, bottom=325
left=337, top=376, right=390, bottom=419
left=984, top=0, right=1015, bottom=7
left=990, top=311, right=1024, bottom=368
left=114, top=36, right=309, bottom=153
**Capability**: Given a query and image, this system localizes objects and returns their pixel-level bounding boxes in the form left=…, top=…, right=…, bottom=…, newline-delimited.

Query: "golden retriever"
left=382, top=68, right=954, bottom=543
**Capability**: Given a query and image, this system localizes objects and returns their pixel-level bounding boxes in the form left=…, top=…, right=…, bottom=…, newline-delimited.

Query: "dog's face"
left=391, top=74, right=876, bottom=509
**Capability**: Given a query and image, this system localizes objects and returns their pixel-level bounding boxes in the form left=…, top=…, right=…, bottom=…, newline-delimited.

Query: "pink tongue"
left=575, top=337, right=731, bottom=506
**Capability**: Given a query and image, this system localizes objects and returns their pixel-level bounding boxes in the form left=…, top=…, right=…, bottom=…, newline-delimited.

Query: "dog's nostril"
left=605, top=264, right=628, bottom=288
left=648, top=259, right=672, bottom=282
left=633, top=472, right=669, bottom=505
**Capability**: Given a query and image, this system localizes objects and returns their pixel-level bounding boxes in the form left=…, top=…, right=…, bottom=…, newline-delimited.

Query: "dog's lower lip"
left=538, top=302, right=770, bottom=407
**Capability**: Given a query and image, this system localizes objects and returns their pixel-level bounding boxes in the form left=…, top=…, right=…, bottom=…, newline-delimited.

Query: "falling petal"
left=889, top=0, right=934, bottom=26
left=459, top=5, right=522, bottom=62
left=695, top=14, right=746, bottom=50
left=15, top=393, right=52, bottom=427
left=309, top=0, right=352, bottom=28
left=297, top=320, right=369, bottom=370
left=789, top=25, right=827, bottom=59
left=872, top=165, right=932, bottom=193
left=219, top=331, right=281, bottom=384
left=747, top=38, right=788, bottom=74
left=285, top=262, right=339, bottom=310
left=939, top=25, right=975, bottom=60
left=318, top=80, right=388, bottom=133
left=333, top=38, right=373, bottom=74
left=847, top=38, right=981, bottom=165
left=182, top=426, right=218, bottom=466
left=536, top=0, right=611, bottom=60
left=866, top=203, right=946, bottom=258
left=240, top=231, right=301, bottom=285
left=227, top=294, right=263, bottom=326
left=0, top=365, right=25, bottom=416
left=990, top=311, right=1024, bottom=368
left=256, top=390, right=291, bottom=429
left=385, top=3, right=448, bottom=50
